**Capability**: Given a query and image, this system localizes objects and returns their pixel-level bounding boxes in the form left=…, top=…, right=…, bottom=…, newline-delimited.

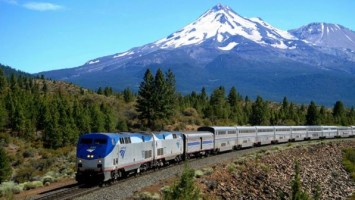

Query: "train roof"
left=182, top=131, right=213, bottom=138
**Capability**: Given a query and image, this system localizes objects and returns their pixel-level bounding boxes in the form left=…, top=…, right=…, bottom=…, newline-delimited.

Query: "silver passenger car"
left=198, top=126, right=237, bottom=152
left=255, top=126, right=274, bottom=145
left=236, top=126, right=257, bottom=148
left=182, top=131, right=214, bottom=158
left=274, top=126, right=292, bottom=143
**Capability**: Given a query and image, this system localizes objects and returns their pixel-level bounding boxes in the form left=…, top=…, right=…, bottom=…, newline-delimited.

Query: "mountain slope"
left=39, top=4, right=355, bottom=106
left=289, top=23, right=355, bottom=51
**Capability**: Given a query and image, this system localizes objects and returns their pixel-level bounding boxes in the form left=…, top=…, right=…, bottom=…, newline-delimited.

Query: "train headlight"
left=78, top=159, right=82, bottom=163
left=87, top=155, right=90, bottom=158
left=98, top=160, right=101, bottom=163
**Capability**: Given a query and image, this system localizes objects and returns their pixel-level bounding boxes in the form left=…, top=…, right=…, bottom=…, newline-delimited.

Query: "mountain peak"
left=211, top=4, right=230, bottom=12
left=154, top=4, right=296, bottom=50
left=289, top=22, right=355, bottom=51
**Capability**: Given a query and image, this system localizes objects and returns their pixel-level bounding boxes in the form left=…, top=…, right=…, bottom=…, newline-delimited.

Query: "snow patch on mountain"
left=87, top=60, right=100, bottom=65
left=113, top=51, right=134, bottom=58
left=219, top=42, right=238, bottom=50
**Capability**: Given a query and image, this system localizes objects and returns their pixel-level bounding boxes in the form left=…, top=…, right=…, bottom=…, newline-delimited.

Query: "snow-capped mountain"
left=290, top=23, right=355, bottom=51
left=39, top=4, right=355, bottom=106
left=154, top=4, right=296, bottom=50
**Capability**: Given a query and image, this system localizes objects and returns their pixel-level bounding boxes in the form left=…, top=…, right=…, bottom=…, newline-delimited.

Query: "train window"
left=124, top=138, right=128, bottom=143
left=163, top=135, right=165, bottom=139
left=228, top=131, right=236, bottom=134
left=173, top=134, right=177, bottom=139
left=142, top=136, right=145, bottom=142
left=120, top=138, right=124, bottom=144
left=128, top=137, right=131, bottom=143
left=94, top=139, right=107, bottom=145
left=219, top=131, right=226, bottom=135
left=80, top=138, right=92, bottom=144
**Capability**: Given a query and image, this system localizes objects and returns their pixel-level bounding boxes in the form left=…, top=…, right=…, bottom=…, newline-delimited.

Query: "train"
left=75, top=125, right=355, bottom=183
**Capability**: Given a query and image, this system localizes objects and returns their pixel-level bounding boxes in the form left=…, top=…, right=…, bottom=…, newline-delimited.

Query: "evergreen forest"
left=0, top=63, right=355, bottom=192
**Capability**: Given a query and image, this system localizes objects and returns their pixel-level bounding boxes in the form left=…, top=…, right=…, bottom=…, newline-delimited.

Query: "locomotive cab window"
left=94, top=139, right=107, bottom=145
left=80, top=138, right=92, bottom=144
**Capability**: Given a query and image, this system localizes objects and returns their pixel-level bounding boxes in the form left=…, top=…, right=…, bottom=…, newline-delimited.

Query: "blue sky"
left=0, top=0, right=354, bottom=73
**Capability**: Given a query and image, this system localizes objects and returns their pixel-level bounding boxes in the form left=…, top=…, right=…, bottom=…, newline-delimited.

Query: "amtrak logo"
left=119, top=147, right=126, bottom=158
left=87, top=146, right=96, bottom=153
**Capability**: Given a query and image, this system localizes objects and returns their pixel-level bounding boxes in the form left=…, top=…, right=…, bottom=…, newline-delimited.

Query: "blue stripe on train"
left=187, top=140, right=213, bottom=146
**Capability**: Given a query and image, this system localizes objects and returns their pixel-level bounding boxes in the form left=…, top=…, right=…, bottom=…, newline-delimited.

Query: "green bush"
left=194, top=170, right=204, bottom=178
left=201, top=167, right=214, bottom=175
left=227, top=163, right=236, bottom=173
left=23, top=181, right=43, bottom=190
left=163, top=164, right=200, bottom=200
left=342, top=148, right=355, bottom=181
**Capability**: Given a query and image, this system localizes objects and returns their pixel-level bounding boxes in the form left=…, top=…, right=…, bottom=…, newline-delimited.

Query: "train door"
left=200, top=137, right=203, bottom=150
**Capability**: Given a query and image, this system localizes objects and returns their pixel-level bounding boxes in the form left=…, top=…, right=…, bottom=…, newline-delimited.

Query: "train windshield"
left=94, top=139, right=107, bottom=145
left=80, top=138, right=92, bottom=144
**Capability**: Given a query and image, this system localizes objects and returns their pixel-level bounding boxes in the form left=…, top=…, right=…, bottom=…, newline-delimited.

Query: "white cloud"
left=23, top=2, right=64, bottom=11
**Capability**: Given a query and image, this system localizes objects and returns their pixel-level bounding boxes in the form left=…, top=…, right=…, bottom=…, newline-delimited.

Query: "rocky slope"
left=199, top=140, right=355, bottom=199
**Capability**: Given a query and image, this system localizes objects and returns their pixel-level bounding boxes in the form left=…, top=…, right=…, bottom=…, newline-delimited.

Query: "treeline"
left=175, top=86, right=355, bottom=127
left=1, top=67, right=355, bottom=149
left=0, top=68, right=119, bottom=149
left=136, top=69, right=355, bottom=129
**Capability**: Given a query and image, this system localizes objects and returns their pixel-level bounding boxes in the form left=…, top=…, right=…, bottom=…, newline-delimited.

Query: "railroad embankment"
left=196, top=140, right=355, bottom=199
left=134, top=139, right=355, bottom=200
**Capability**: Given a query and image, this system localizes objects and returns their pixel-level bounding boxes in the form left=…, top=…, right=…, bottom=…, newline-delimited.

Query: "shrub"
left=227, top=163, right=236, bottom=173
left=0, top=146, right=12, bottom=183
left=163, top=164, right=200, bottom=200
left=22, top=149, right=35, bottom=158
left=13, top=164, right=36, bottom=183
left=182, top=108, right=198, bottom=117
left=194, top=170, right=204, bottom=178
left=0, top=181, right=15, bottom=197
left=202, top=167, right=214, bottom=175
left=342, top=148, right=355, bottom=181
left=23, top=181, right=43, bottom=190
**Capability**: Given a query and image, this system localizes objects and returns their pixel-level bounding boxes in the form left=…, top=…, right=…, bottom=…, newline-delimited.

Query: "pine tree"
left=228, top=86, right=238, bottom=107
left=333, top=101, right=346, bottom=125
left=123, top=87, right=134, bottom=103
left=0, top=98, right=7, bottom=130
left=136, top=68, right=177, bottom=129
left=249, top=96, right=269, bottom=125
left=0, top=146, right=12, bottom=183
left=306, top=101, right=319, bottom=125
left=164, top=69, right=177, bottom=119
left=0, top=68, right=8, bottom=94
left=209, top=86, right=229, bottom=121
left=136, top=69, right=155, bottom=128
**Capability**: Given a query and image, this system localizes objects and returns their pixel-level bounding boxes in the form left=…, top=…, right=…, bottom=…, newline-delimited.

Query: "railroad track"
left=32, top=138, right=355, bottom=200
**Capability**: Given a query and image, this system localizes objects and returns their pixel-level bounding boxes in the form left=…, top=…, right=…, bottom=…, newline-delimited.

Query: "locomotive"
left=75, top=125, right=355, bottom=183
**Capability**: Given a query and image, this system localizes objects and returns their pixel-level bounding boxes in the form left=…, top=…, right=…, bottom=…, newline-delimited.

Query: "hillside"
left=0, top=63, right=32, bottom=78
left=135, top=139, right=355, bottom=199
